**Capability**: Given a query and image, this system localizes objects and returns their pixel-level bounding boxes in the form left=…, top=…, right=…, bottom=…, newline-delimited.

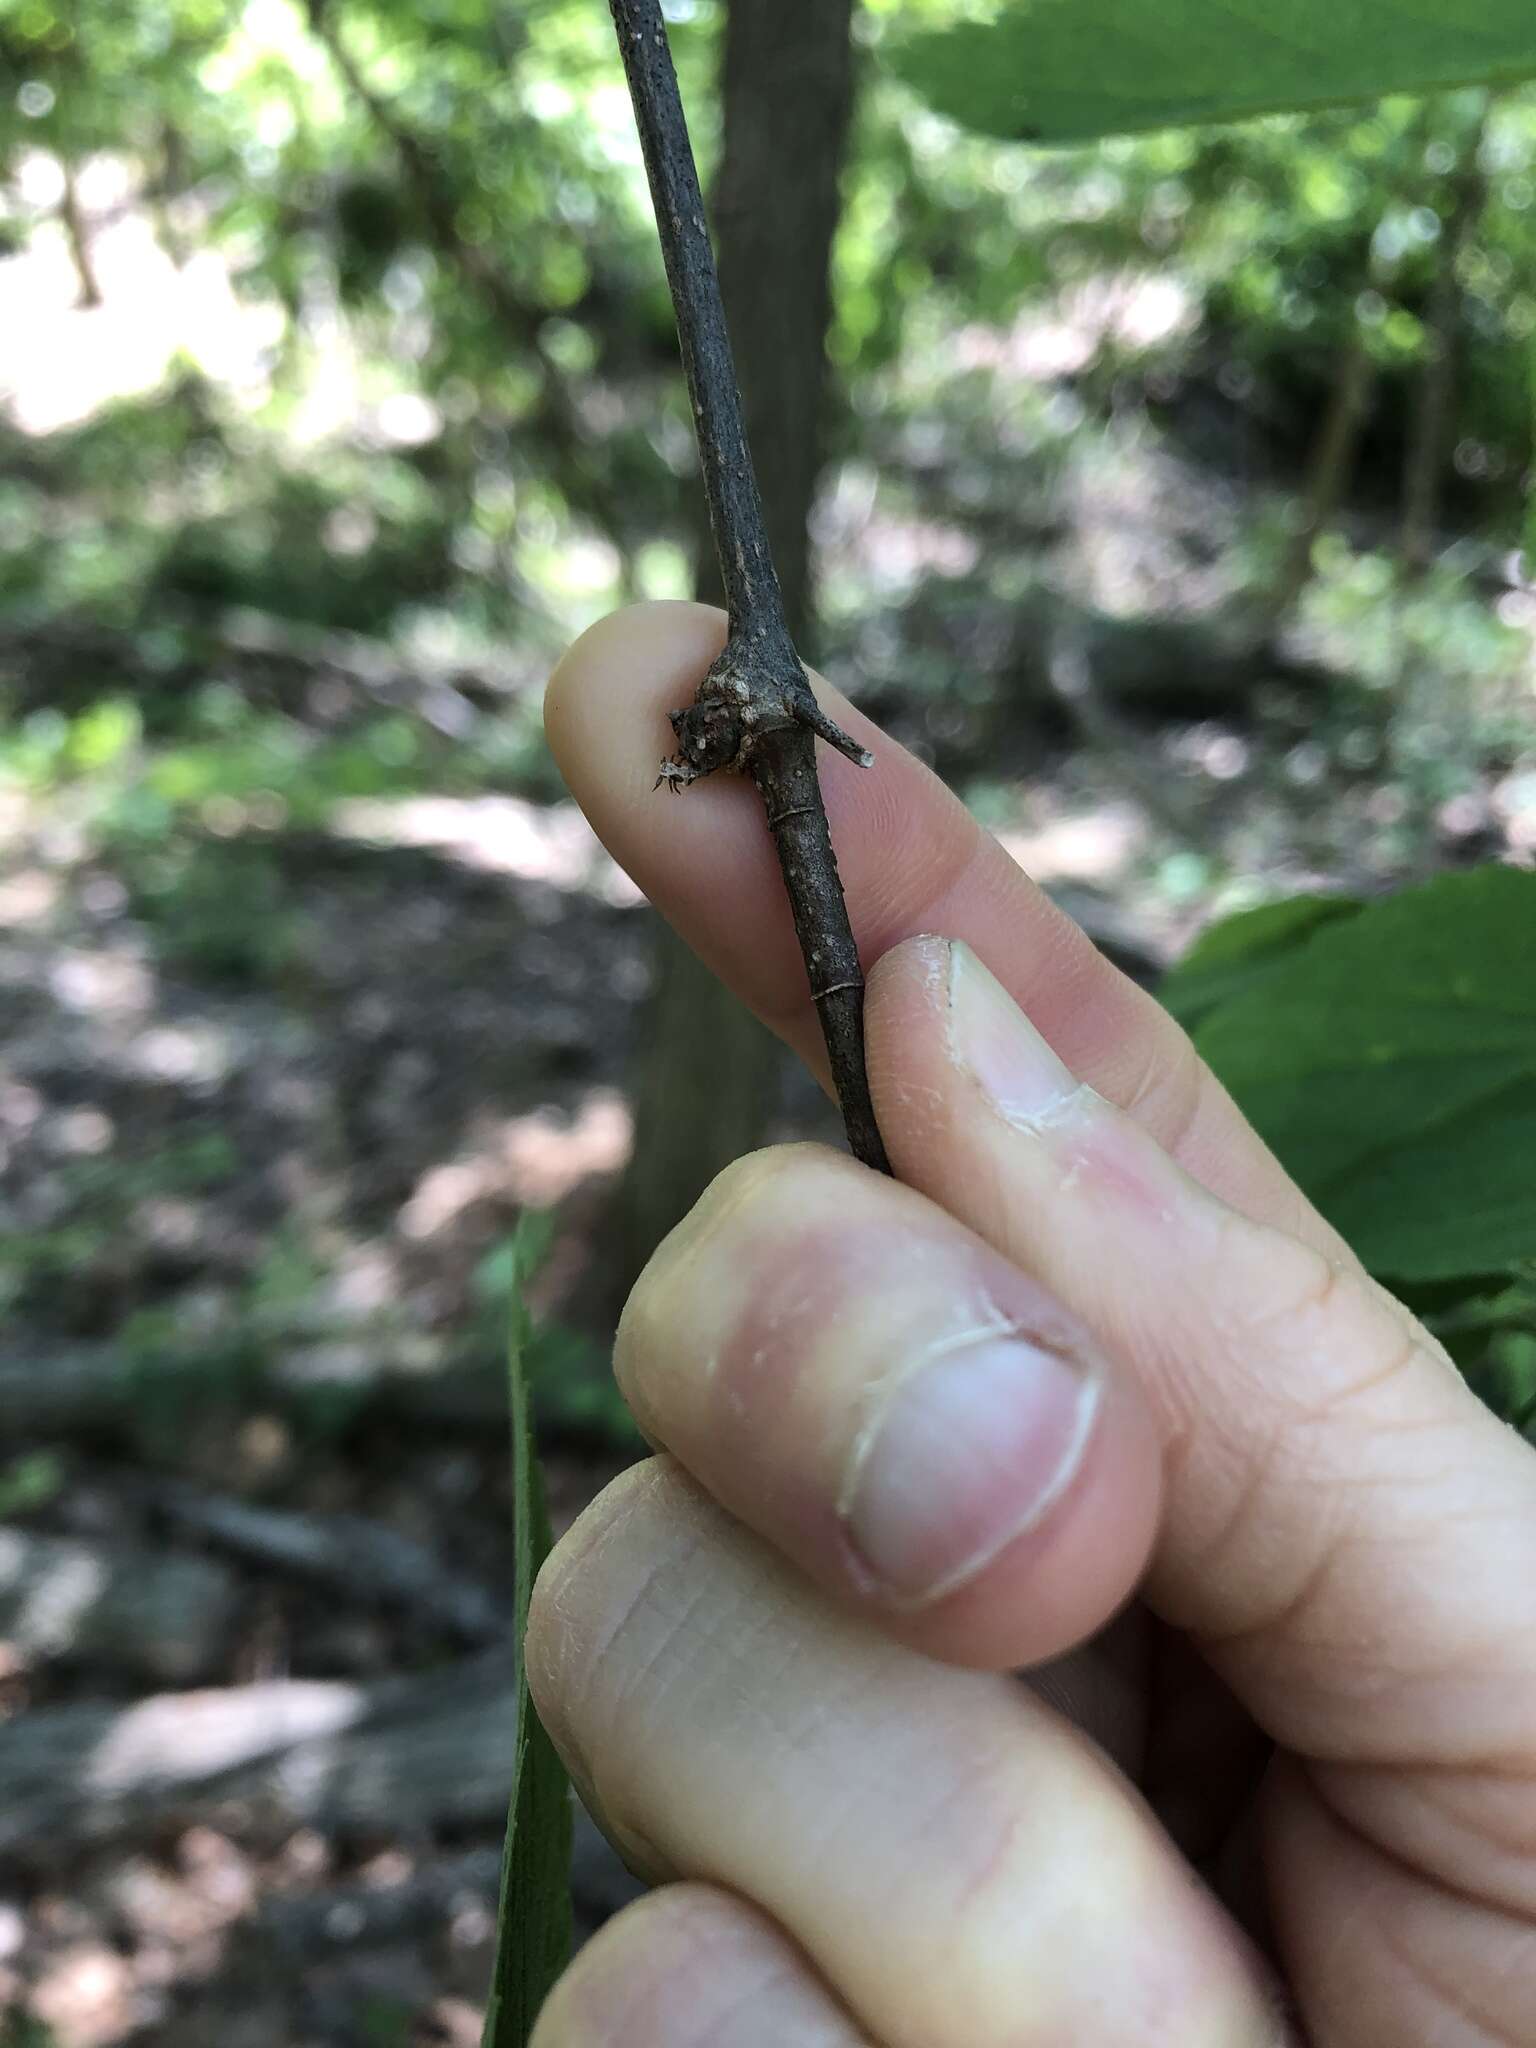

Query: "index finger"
left=546, top=600, right=1339, bottom=1248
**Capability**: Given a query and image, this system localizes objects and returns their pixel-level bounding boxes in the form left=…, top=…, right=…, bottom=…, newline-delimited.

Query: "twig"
left=304, top=0, right=614, bottom=545
left=608, top=0, right=890, bottom=1175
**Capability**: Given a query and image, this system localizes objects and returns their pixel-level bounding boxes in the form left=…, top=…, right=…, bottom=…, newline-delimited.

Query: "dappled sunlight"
left=1, top=8, right=1533, bottom=2037
left=0, top=869, right=61, bottom=926
left=332, top=793, right=642, bottom=903
left=398, top=1087, right=633, bottom=1238
left=124, top=1023, right=237, bottom=1088
left=0, top=1532, right=108, bottom=1662
left=1494, top=768, right=1536, bottom=853
left=0, top=154, right=284, bottom=436
left=86, top=1681, right=367, bottom=1797
left=953, top=273, right=1197, bottom=382
left=47, top=948, right=155, bottom=1020
left=28, top=1941, right=137, bottom=2048
left=999, top=799, right=1146, bottom=885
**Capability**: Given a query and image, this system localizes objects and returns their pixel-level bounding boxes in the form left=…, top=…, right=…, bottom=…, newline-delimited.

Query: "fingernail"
left=840, top=1326, right=1099, bottom=1607
left=947, top=941, right=1085, bottom=1127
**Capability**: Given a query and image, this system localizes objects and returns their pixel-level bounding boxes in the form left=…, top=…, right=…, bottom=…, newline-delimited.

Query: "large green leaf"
left=1160, top=891, right=1364, bottom=1032
left=482, top=1218, right=572, bottom=2048
left=887, top=5, right=1536, bottom=143
left=1185, top=866, right=1536, bottom=1284
left=1323, top=1078, right=1536, bottom=1282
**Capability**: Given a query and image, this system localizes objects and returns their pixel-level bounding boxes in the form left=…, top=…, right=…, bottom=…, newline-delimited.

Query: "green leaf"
left=1160, top=892, right=1364, bottom=1030
left=0, top=1450, right=67, bottom=1521
left=1187, top=866, right=1536, bottom=1284
left=481, top=1217, right=573, bottom=2048
left=1322, top=1078, right=1536, bottom=1281
left=886, top=6, right=1536, bottom=143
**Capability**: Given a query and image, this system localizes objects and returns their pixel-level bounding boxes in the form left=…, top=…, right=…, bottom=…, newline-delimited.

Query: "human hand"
left=528, top=603, right=1536, bottom=2046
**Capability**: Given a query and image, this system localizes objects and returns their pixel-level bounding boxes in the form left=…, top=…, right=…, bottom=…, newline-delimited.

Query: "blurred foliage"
left=2, top=0, right=1533, bottom=653
left=0, top=1449, right=67, bottom=1520
left=1, top=0, right=1535, bottom=1447
left=0, top=2020, right=59, bottom=2048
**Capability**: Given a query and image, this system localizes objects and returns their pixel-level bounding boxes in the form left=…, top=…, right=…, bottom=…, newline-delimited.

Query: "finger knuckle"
left=614, top=1144, right=862, bottom=1413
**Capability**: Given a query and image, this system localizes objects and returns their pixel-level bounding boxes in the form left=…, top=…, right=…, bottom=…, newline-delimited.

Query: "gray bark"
left=0, top=1527, right=237, bottom=1685
left=121, top=1477, right=505, bottom=1646
left=0, top=1655, right=512, bottom=1855
left=614, top=0, right=859, bottom=1290
left=0, top=1336, right=505, bottom=1442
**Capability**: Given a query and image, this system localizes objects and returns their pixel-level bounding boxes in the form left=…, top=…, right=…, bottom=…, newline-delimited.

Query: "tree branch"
left=608, top=0, right=889, bottom=1175
left=304, top=0, right=612, bottom=542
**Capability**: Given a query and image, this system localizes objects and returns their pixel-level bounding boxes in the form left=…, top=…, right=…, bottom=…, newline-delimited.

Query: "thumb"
left=867, top=937, right=1536, bottom=1789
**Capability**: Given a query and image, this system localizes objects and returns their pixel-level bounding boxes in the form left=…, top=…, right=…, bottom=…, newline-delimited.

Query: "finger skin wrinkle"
left=1269, top=1768, right=1536, bottom=2048
left=602, top=1566, right=729, bottom=1754
left=1194, top=1215, right=1354, bottom=1372
left=1366, top=1843, right=1536, bottom=2045
left=1189, top=1521, right=1350, bottom=1682
left=542, top=1473, right=906, bottom=1862
left=1386, top=1941, right=1533, bottom=2048
left=535, top=1467, right=1279, bottom=2048
left=1116, top=1017, right=1206, bottom=1160
left=1157, top=1221, right=1445, bottom=1661
left=677, top=1946, right=818, bottom=2043
left=1190, top=1506, right=1524, bottom=1767
left=1197, top=1222, right=1427, bottom=1428
left=1315, top=1758, right=1536, bottom=1920
left=889, top=1724, right=1029, bottom=1927
left=824, top=762, right=987, bottom=972
left=1161, top=1397, right=1309, bottom=1626
left=528, top=1460, right=701, bottom=1749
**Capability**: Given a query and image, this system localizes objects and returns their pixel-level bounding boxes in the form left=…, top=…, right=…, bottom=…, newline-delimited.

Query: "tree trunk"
left=1262, top=322, right=1376, bottom=635
left=1392, top=103, right=1491, bottom=872
left=1399, top=104, right=1489, bottom=576
left=60, top=160, right=105, bottom=307
left=613, top=0, right=857, bottom=1296
left=707, top=0, right=856, bottom=649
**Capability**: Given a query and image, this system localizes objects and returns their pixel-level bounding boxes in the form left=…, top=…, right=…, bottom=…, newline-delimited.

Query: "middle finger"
left=529, top=1459, right=1281, bottom=2048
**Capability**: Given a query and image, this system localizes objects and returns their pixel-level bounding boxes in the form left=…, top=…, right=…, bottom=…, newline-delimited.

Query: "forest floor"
left=3, top=400, right=1535, bottom=2043
left=2, top=708, right=1528, bottom=2047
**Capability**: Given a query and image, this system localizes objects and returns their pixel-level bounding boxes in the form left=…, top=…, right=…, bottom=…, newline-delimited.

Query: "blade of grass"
left=481, top=1217, right=573, bottom=2048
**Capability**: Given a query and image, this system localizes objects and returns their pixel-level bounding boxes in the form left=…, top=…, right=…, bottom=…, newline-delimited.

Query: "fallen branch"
left=0, top=1335, right=505, bottom=1444
left=0, top=1527, right=238, bottom=1686
left=0, top=1654, right=515, bottom=1858
left=0, top=612, right=532, bottom=728
left=121, top=1476, right=505, bottom=1647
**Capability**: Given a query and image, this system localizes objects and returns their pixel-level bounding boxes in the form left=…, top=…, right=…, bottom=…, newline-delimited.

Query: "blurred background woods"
left=0, top=0, right=1534, bottom=2040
